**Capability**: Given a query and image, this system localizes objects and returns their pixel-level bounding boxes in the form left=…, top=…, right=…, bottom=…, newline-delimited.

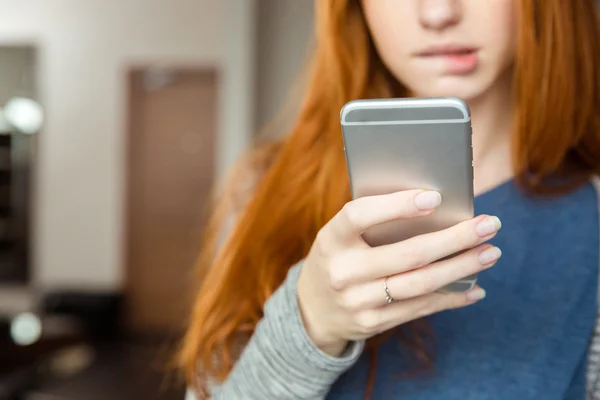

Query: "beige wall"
left=255, top=0, right=314, bottom=133
left=0, top=0, right=255, bottom=291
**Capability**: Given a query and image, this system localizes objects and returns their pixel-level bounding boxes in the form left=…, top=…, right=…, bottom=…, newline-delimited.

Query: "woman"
left=180, top=0, right=600, bottom=398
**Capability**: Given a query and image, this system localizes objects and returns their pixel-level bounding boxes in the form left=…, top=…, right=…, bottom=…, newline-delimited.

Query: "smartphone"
left=340, top=97, right=476, bottom=292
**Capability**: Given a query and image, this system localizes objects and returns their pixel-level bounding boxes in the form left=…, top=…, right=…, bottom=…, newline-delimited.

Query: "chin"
left=412, top=83, right=488, bottom=102
left=424, top=87, right=484, bottom=101
left=404, top=74, right=493, bottom=102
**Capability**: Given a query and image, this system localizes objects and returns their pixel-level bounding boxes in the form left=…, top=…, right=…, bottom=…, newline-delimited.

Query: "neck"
left=468, top=69, right=515, bottom=195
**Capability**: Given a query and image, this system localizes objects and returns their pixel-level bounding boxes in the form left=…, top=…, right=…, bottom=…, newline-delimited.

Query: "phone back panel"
left=341, top=98, right=475, bottom=291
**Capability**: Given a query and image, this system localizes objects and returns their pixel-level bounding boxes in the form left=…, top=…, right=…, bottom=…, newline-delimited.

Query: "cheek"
left=371, top=32, right=413, bottom=69
left=484, top=2, right=518, bottom=67
left=362, top=1, right=415, bottom=64
left=364, top=22, right=419, bottom=86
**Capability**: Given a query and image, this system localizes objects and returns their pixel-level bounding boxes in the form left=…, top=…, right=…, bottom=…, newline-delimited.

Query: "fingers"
left=380, top=287, right=485, bottom=331
left=350, top=287, right=485, bottom=337
left=326, top=190, right=442, bottom=244
left=394, top=215, right=501, bottom=269
left=337, top=244, right=500, bottom=310
left=330, top=215, right=501, bottom=287
left=384, top=244, right=499, bottom=301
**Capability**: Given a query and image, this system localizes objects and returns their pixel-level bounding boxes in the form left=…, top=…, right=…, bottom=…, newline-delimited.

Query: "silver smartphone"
left=340, top=97, right=476, bottom=292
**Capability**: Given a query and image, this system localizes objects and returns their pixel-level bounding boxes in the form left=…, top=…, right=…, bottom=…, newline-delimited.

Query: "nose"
left=419, top=0, right=462, bottom=31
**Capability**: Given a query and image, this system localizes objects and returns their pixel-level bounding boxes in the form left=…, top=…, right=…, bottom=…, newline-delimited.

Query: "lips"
left=416, top=45, right=479, bottom=74
left=417, top=45, right=478, bottom=57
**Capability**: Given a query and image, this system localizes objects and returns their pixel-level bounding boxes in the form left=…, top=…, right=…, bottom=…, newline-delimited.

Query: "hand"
left=297, top=190, right=502, bottom=356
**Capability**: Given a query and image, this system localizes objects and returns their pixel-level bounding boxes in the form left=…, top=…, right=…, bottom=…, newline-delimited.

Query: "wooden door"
left=125, top=68, right=217, bottom=336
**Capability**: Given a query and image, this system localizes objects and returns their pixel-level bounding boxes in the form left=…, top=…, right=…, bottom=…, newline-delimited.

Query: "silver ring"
left=384, top=277, right=394, bottom=304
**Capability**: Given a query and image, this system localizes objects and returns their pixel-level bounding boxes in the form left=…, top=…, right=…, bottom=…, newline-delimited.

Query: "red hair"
left=179, top=0, right=600, bottom=396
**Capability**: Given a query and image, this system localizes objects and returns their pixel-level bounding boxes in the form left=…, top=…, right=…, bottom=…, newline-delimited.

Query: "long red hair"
left=179, top=0, right=600, bottom=396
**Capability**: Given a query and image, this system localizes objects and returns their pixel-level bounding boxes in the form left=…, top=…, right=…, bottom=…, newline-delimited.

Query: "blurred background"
left=0, top=1, right=314, bottom=399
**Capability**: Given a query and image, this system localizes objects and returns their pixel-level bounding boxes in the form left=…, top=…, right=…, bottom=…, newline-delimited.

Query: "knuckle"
left=338, top=289, right=366, bottom=312
left=337, top=291, right=355, bottom=311
left=402, top=244, right=426, bottom=269
left=415, top=301, right=435, bottom=319
left=326, top=254, right=349, bottom=290
left=416, top=296, right=445, bottom=318
left=413, top=275, right=436, bottom=296
left=314, top=228, right=331, bottom=255
left=354, top=310, right=383, bottom=335
left=341, top=202, right=363, bottom=229
left=461, top=221, right=481, bottom=247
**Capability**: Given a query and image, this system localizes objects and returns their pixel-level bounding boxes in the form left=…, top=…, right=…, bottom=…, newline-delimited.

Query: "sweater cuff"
left=266, top=261, right=365, bottom=372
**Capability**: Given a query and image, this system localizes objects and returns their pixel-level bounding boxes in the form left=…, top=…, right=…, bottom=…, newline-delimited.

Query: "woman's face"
left=361, top=0, right=517, bottom=101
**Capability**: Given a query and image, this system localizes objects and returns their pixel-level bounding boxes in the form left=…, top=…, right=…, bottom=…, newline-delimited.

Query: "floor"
left=0, top=290, right=186, bottom=400
left=3, top=338, right=186, bottom=400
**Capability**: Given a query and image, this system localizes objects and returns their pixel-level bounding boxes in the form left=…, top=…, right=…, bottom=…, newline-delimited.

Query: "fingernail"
left=467, top=287, right=486, bottom=302
left=414, top=191, right=442, bottom=210
left=475, top=216, right=502, bottom=237
left=478, top=246, right=502, bottom=265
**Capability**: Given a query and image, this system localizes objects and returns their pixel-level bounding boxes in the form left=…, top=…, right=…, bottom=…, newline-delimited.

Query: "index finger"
left=327, top=190, right=442, bottom=244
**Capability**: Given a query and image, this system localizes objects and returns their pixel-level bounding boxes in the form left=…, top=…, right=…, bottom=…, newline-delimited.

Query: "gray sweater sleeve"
left=204, top=261, right=365, bottom=400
